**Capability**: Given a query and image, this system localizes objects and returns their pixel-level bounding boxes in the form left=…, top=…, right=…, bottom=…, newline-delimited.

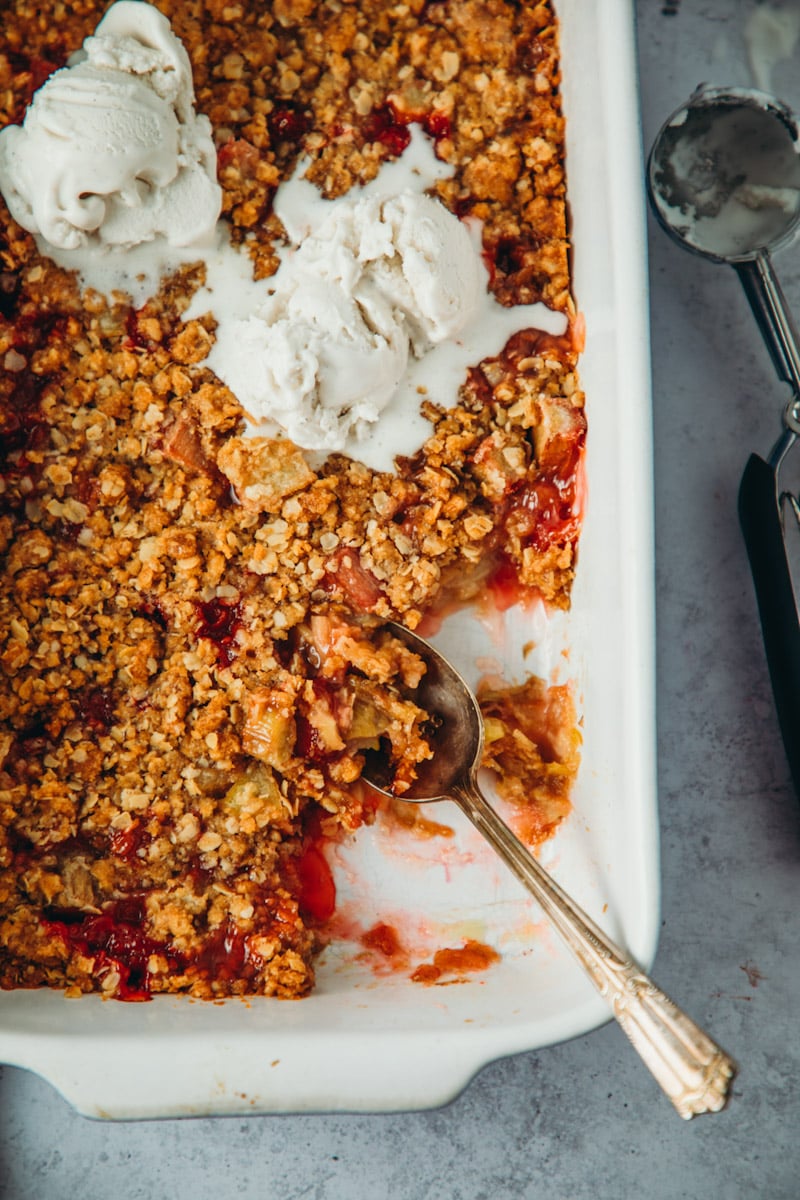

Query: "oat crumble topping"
left=0, top=0, right=585, bottom=1000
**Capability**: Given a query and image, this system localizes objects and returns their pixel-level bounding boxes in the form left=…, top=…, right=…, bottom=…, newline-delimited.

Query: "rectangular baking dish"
left=0, top=0, right=656, bottom=1119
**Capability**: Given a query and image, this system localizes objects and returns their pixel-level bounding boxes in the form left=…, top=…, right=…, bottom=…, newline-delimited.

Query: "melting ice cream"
left=0, top=0, right=568, bottom=472
left=189, top=128, right=568, bottom=469
left=209, top=189, right=483, bottom=454
left=0, top=0, right=221, bottom=252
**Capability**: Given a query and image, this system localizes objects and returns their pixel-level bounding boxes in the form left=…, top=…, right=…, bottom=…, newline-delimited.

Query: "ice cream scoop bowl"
left=362, top=622, right=736, bottom=1120
left=647, top=86, right=800, bottom=401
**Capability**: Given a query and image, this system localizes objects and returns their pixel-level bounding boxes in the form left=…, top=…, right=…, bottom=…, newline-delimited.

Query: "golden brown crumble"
left=0, top=0, right=584, bottom=1000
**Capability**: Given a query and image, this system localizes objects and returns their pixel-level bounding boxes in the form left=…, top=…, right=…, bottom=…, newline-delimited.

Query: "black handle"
left=739, top=452, right=800, bottom=798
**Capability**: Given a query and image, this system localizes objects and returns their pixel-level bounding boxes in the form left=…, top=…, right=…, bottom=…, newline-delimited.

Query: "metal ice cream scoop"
left=648, top=86, right=800, bottom=799
left=648, top=85, right=800, bottom=391
left=362, top=622, right=737, bottom=1120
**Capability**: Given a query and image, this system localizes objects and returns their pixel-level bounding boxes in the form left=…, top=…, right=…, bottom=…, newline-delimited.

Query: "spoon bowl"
left=363, top=622, right=736, bottom=1119
left=364, top=623, right=483, bottom=801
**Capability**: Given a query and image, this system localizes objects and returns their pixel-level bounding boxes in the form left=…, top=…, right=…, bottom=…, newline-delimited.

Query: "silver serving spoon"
left=362, top=622, right=736, bottom=1120
left=648, top=87, right=800, bottom=800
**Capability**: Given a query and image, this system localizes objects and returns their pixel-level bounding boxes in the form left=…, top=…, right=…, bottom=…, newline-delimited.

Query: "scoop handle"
left=738, top=451, right=800, bottom=798
left=735, top=254, right=800, bottom=392
left=451, top=776, right=737, bottom=1120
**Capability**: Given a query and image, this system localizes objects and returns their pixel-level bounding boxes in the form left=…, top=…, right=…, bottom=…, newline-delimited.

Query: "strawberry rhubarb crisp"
left=0, top=0, right=584, bottom=999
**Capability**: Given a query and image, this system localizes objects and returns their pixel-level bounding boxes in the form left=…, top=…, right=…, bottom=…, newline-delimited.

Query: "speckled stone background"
left=3, top=1, right=800, bottom=1196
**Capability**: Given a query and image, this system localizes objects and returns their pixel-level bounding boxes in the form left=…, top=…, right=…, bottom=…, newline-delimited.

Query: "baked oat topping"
left=0, top=0, right=585, bottom=1000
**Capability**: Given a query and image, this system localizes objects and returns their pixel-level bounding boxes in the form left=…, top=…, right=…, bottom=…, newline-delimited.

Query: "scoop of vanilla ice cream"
left=213, top=190, right=482, bottom=451
left=364, top=194, right=483, bottom=347
left=0, top=1, right=220, bottom=251
left=292, top=191, right=481, bottom=349
left=220, top=275, right=409, bottom=452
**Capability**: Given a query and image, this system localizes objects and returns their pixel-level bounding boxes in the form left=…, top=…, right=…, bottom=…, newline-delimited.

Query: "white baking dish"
left=0, top=0, right=656, bottom=1119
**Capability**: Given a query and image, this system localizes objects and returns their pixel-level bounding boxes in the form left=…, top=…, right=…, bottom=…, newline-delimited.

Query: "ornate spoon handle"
left=453, top=776, right=737, bottom=1119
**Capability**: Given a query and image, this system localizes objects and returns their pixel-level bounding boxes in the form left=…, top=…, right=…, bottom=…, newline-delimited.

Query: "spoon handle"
left=452, top=777, right=736, bottom=1119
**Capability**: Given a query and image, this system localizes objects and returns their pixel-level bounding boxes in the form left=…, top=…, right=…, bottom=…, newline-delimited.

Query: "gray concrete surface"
left=2, top=1, right=800, bottom=1196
